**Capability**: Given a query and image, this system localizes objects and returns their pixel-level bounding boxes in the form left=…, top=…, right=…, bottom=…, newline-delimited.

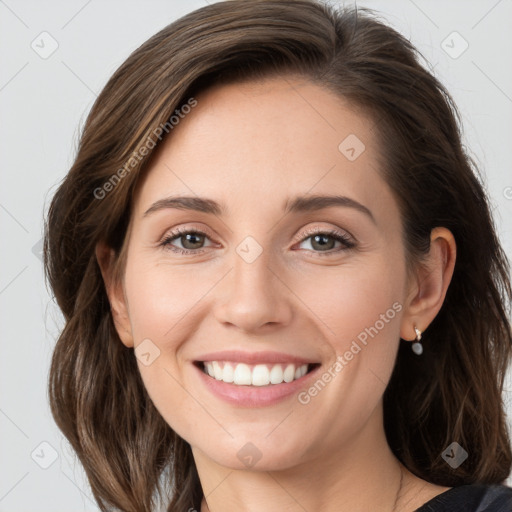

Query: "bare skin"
left=97, top=76, right=456, bottom=511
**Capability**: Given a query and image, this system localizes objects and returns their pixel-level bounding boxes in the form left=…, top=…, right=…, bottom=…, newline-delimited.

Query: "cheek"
left=292, top=256, right=405, bottom=355
left=123, top=255, right=217, bottom=342
left=288, top=258, right=405, bottom=443
left=121, top=254, right=225, bottom=438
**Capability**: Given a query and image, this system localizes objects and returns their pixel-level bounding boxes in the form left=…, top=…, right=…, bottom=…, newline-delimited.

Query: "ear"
left=95, top=241, right=134, bottom=348
left=400, top=227, right=456, bottom=341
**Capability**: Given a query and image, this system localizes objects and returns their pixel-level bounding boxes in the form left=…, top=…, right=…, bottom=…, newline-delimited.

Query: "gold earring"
left=412, top=326, right=423, bottom=355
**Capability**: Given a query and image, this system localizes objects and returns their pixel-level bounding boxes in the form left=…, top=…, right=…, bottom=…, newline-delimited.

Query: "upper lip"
left=194, top=350, right=320, bottom=365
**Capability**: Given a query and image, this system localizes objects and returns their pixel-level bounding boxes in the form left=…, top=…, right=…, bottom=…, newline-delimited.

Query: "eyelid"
left=158, top=223, right=216, bottom=243
left=292, top=224, right=355, bottom=244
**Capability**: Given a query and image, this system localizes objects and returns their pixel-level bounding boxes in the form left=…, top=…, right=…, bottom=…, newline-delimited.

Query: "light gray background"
left=1, top=1, right=511, bottom=510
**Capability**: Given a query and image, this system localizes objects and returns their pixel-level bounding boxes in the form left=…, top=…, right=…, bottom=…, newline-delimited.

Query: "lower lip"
left=194, top=363, right=321, bottom=407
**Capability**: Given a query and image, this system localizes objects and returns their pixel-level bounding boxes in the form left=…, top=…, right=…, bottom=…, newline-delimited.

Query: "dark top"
left=416, top=484, right=512, bottom=511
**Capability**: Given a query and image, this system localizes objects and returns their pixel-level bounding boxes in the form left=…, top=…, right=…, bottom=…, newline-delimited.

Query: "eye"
left=160, top=227, right=215, bottom=254
left=295, top=227, right=355, bottom=256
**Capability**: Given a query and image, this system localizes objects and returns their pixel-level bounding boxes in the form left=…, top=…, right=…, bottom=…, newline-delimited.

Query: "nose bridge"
left=213, top=234, right=292, bottom=332
left=233, top=238, right=274, bottom=298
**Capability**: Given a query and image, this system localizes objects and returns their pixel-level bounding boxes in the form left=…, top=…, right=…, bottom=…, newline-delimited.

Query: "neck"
left=194, top=404, right=414, bottom=512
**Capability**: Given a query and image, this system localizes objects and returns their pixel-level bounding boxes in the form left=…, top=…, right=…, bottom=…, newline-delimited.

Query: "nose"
left=213, top=246, right=293, bottom=334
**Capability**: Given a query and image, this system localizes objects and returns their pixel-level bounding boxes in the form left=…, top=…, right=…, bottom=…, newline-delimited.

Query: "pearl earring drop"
left=412, top=326, right=423, bottom=355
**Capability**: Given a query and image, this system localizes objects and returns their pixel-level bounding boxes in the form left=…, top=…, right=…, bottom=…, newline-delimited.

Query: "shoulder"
left=416, top=484, right=512, bottom=512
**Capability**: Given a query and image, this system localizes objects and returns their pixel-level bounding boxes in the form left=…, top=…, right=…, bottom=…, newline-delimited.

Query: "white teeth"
left=283, top=364, right=295, bottom=383
left=223, top=363, right=234, bottom=383
left=233, top=363, right=252, bottom=385
left=202, top=361, right=310, bottom=386
left=251, top=364, right=270, bottom=386
left=270, top=364, right=284, bottom=384
left=212, top=361, right=223, bottom=380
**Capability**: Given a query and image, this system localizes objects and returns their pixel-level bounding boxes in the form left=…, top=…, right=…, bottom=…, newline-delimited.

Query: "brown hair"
left=44, top=1, right=512, bottom=510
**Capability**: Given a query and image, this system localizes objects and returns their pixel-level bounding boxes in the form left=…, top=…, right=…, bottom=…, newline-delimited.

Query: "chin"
left=197, top=436, right=312, bottom=472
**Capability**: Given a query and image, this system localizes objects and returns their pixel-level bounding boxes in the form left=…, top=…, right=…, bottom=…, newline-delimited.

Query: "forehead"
left=133, top=76, right=394, bottom=224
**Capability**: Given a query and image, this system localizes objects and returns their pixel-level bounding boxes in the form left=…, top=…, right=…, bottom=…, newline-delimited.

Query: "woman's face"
left=111, top=76, right=415, bottom=471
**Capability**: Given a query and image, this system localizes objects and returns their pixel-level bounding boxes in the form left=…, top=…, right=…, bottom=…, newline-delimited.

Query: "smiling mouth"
left=194, top=361, right=321, bottom=387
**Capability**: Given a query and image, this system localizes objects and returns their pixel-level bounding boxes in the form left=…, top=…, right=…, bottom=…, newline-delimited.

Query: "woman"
left=44, top=1, right=512, bottom=511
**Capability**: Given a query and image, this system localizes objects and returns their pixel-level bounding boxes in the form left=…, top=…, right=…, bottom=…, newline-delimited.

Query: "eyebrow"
left=143, top=194, right=375, bottom=224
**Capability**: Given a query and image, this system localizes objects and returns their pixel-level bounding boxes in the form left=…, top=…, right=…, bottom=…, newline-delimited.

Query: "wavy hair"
left=44, top=1, right=512, bottom=510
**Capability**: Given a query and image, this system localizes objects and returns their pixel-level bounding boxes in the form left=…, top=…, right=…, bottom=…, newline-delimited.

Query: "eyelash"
left=159, top=226, right=356, bottom=257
